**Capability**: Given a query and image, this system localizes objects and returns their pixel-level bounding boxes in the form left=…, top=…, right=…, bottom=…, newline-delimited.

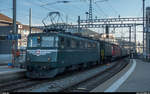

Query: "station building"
left=0, top=13, right=42, bottom=54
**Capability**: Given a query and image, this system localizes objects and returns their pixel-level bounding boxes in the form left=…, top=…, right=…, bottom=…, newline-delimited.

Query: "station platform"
left=0, top=66, right=25, bottom=74
left=91, top=59, right=150, bottom=92
left=0, top=54, right=25, bottom=66
left=0, top=65, right=26, bottom=83
left=0, top=54, right=12, bottom=65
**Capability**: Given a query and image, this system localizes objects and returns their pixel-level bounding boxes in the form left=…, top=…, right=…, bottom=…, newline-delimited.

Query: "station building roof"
left=0, top=13, right=42, bottom=32
left=0, top=13, right=21, bottom=25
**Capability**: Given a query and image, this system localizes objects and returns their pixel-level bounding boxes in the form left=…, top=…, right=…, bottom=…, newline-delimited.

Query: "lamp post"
left=143, top=0, right=145, bottom=56
left=29, top=8, right=32, bottom=34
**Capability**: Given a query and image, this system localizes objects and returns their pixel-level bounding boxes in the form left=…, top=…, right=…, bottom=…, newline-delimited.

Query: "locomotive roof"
left=28, top=32, right=99, bottom=43
left=28, top=32, right=120, bottom=46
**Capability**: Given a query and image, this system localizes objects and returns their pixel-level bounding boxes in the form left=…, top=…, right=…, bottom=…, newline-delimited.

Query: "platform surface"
left=0, top=65, right=26, bottom=75
left=0, top=54, right=25, bottom=65
left=0, top=54, right=12, bottom=64
left=91, top=59, right=150, bottom=92
left=116, top=59, right=150, bottom=92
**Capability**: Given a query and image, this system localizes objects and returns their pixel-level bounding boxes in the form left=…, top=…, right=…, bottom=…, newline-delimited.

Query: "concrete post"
left=12, top=0, right=17, bottom=66
left=129, top=26, right=131, bottom=58
left=29, top=8, right=32, bottom=34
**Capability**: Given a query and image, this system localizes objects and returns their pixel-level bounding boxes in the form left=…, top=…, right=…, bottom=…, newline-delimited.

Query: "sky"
left=0, top=0, right=150, bottom=25
left=0, top=0, right=150, bottom=43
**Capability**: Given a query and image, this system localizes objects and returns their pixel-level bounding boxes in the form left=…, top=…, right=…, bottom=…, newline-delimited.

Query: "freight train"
left=25, top=29, right=129, bottom=78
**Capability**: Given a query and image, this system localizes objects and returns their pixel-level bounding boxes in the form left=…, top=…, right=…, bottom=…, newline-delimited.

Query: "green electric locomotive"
left=26, top=29, right=100, bottom=78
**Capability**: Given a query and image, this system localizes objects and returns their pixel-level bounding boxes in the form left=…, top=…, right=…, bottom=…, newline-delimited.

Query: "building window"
left=149, top=39, right=150, bottom=52
left=0, top=36, right=7, bottom=40
left=41, top=36, right=55, bottom=47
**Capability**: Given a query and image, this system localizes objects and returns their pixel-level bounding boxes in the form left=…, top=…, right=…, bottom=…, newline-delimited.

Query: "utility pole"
left=78, top=16, right=80, bottom=32
left=12, top=0, right=17, bottom=66
left=89, top=0, right=93, bottom=23
left=85, top=12, right=89, bottom=29
left=29, top=8, right=32, bottom=34
left=134, top=24, right=137, bottom=54
left=129, top=26, right=132, bottom=58
left=85, top=12, right=89, bottom=23
left=143, top=0, right=145, bottom=55
left=106, top=25, right=109, bottom=39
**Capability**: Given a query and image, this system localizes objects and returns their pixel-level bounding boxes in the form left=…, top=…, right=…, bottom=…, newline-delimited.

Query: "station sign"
left=7, top=34, right=21, bottom=40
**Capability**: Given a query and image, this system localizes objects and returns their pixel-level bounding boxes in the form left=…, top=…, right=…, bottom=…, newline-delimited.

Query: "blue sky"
left=0, top=0, right=150, bottom=25
left=0, top=0, right=150, bottom=43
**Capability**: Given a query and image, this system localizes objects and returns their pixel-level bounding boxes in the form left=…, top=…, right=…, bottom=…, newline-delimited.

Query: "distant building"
left=146, top=7, right=150, bottom=58
left=18, top=24, right=42, bottom=48
left=0, top=13, right=42, bottom=54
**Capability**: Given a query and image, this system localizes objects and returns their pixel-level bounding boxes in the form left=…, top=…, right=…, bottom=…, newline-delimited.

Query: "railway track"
left=19, top=58, right=129, bottom=92
left=0, top=63, right=8, bottom=66
left=0, top=68, right=87, bottom=92
left=0, top=58, right=129, bottom=92
left=62, top=58, right=129, bottom=92
left=0, top=78, right=39, bottom=92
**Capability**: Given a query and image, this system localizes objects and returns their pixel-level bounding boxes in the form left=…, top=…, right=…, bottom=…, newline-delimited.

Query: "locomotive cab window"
left=28, top=36, right=41, bottom=47
left=93, top=43, right=96, bottom=48
left=88, top=42, right=92, bottom=48
left=28, top=36, right=58, bottom=48
left=41, top=36, right=54, bottom=47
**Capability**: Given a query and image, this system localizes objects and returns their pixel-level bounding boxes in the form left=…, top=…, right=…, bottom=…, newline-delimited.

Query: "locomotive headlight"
left=48, top=57, right=51, bottom=62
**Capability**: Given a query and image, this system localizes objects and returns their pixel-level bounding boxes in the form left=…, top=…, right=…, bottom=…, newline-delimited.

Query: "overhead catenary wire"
left=83, top=0, right=105, bottom=20
left=105, top=1, right=119, bottom=16
left=0, top=0, right=120, bottom=25
left=36, top=0, right=77, bottom=23
left=0, top=1, right=13, bottom=17
left=0, top=8, right=12, bottom=12
left=93, top=3, right=107, bottom=18
left=94, top=3, right=108, bottom=18
left=16, top=5, right=44, bottom=25
left=21, top=0, right=66, bottom=24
